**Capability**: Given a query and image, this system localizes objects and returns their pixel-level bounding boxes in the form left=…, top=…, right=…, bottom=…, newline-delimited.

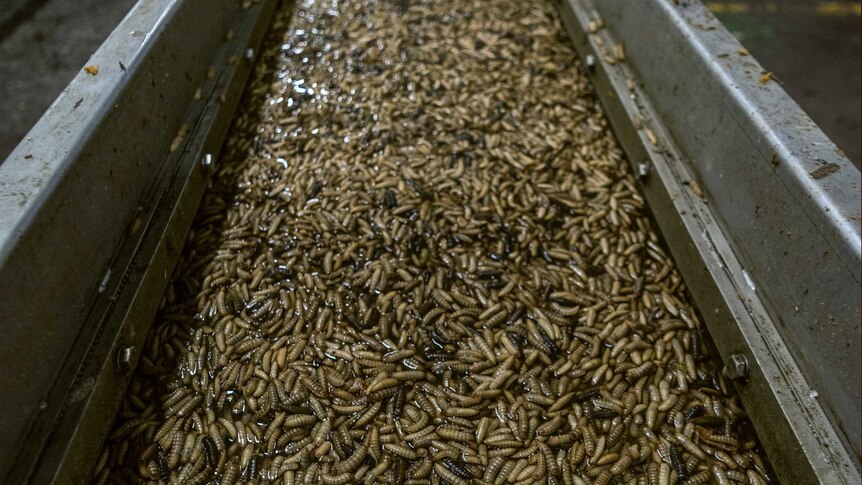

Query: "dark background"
left=0, top=0, right=859, bottom=165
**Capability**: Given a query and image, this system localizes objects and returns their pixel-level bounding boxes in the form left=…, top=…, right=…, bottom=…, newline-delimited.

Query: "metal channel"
left=0, top=0, right=277, bottom=482
left=553, top=0, right=860, bottom=483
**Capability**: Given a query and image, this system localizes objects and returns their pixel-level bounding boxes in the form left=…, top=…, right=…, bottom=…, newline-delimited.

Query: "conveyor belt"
left=0, top=0, right=858, bottom=483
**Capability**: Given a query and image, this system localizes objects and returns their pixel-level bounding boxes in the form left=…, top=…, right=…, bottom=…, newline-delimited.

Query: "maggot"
left=98, top=0, right=775, bottom=483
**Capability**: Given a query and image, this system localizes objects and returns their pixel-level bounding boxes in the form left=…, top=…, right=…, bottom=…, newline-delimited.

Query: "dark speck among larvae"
left=94, top=0, right=775, bottom=483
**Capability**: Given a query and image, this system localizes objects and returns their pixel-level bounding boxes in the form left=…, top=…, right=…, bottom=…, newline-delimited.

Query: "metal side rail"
left=553, top=0, right=861, bottom=483
left=0, top=0, right=278, bottom=482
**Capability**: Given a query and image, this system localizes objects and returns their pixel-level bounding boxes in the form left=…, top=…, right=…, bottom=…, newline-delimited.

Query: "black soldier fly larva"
left=94, top=0, right=776, bottom=483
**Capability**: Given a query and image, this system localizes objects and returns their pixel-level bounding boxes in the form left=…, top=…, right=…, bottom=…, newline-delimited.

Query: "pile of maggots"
left=94, top=0, right=776, bottom=483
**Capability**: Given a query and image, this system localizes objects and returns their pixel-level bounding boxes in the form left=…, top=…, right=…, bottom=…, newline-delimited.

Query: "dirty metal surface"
left=555, top=0, right=860, bottom=482
left=0, top=0, right=277, bottom=481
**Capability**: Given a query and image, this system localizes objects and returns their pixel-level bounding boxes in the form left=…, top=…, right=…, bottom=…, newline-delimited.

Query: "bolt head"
left=118, top=346, right=136, bottom=373
left=585, top=54, right=596, bottom=69
left=637, top=162, right=650, bottom=179
left=724, top=353, right=748, bottom=380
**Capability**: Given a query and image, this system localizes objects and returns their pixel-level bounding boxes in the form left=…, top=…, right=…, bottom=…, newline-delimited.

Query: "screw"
left=118, top=346, right=136, bottom=373
left=246, top=48, right=255, bottom=61
left=637, top=162, right=650, bottom=179
left=202, top=153, right=213, bottom=170
left=98, top=268, right=112, bottom=294
left=724, top=354, right=748, bottom=380
left=585, top=54, right=596, bottom=70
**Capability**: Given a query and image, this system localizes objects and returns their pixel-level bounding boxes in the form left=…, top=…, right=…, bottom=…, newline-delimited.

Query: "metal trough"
left=0, top=0, right=858, bottom=483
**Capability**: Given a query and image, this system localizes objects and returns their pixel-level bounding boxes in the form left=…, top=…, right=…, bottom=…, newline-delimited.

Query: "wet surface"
left=94, top=0, right=775, bottom=483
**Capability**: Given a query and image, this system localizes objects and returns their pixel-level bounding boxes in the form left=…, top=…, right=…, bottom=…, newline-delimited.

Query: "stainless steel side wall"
left=556, top=0, right=859, bottom=482
left=591, top=0, right=861, bottom=455
left=0, top=0, right=276, bottom=481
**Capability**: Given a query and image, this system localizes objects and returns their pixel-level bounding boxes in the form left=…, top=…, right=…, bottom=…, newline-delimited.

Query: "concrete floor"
left=0, top=0, right=137, bottom=162
left=709, top=0, right=861, bottom=166
left=0, top=0, right=859, bottom=166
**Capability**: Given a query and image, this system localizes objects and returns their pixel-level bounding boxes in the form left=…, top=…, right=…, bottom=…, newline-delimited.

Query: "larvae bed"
left=95, top=0, right=775, bottom=484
